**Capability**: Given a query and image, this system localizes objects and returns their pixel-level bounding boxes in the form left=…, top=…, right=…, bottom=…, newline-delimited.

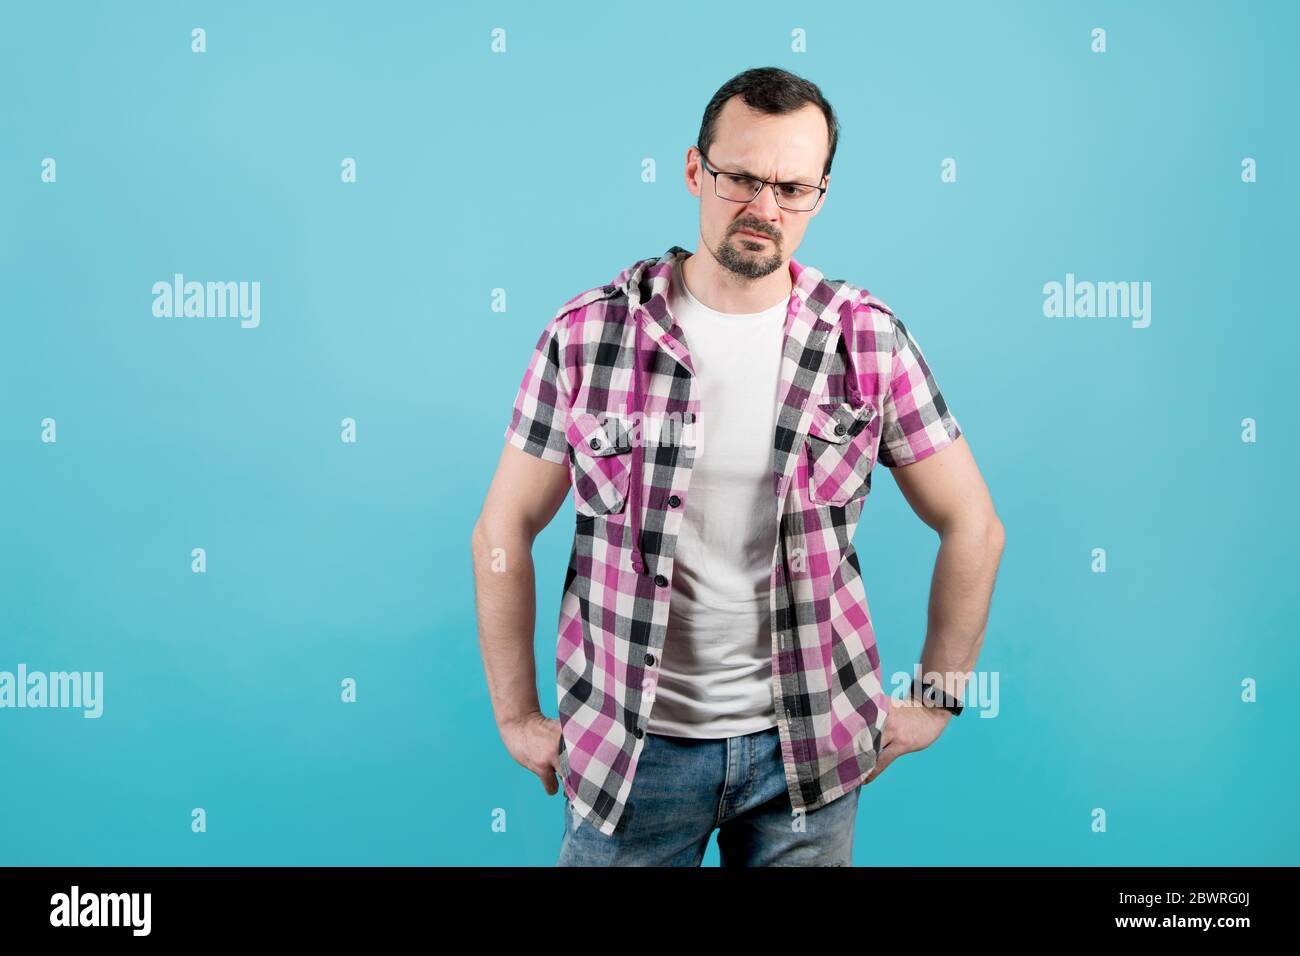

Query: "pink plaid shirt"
left=504, top=244, right=962, bottom=836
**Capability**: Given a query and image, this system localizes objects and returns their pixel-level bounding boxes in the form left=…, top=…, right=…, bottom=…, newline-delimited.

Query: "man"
left=471, top=66, right=1005, bottom=866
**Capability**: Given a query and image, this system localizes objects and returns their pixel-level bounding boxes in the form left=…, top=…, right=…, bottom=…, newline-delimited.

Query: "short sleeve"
left=503, top=315, right=571, bottom=465
left=876, top=315, right=962, bottom=468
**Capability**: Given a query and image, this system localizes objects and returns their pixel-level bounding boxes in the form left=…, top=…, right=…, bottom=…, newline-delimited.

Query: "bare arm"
left=867, top=434, right=1005, bottom=783
left=891, top=434, right=1005, bottom=702
left=470, top=443, right=572, bottom=793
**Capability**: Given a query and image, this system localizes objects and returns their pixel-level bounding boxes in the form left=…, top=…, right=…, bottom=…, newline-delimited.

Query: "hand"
left=863, top=694, right=952, bottom=785
left=500, top=712, right=564, bottom=795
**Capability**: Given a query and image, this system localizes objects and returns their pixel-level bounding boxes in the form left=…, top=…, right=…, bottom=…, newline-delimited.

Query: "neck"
left=681, top=245, right=792, bottom=315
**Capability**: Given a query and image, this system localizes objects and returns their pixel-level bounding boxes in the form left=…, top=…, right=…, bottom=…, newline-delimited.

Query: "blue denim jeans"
left=557, top=725, right=861, bottom=866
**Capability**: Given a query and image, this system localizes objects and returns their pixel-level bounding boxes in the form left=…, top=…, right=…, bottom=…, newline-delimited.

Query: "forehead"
left=709, top=98, right=828, bottom=181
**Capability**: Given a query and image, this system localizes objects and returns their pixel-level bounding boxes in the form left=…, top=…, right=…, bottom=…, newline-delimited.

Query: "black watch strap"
left=909, top=678, right=963, bottom=715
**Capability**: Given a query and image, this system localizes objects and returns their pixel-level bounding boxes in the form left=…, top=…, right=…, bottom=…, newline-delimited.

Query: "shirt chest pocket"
left=564, top=411, right=633, bottom=517
left=804, top=400, right=881, bottom=506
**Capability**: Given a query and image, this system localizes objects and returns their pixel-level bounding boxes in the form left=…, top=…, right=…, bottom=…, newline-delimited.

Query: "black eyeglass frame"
left=695, top=145, right=828, bottom=212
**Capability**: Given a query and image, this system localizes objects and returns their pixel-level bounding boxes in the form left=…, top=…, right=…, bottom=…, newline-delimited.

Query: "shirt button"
left=589, top=437, right=602, bottom=449
left=667, top=495, right=681, bottom=507
left=654, top=574, right=668, bottom=587
left=634, top=727, right=644, bottom=739
left=644, top=652, right=656, bottom=666
left=833, top=423, right=846, bottom=436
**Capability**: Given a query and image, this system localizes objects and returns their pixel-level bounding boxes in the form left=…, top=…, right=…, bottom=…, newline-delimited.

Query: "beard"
left=713, top=226, right=783, bottom=279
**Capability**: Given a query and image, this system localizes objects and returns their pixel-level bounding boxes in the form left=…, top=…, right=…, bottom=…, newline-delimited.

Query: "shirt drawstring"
left=628, top=312, right=648, bottom=575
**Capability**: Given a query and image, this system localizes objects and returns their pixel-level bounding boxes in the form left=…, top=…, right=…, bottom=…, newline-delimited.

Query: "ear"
left=685, top=147, right=702, bottom=198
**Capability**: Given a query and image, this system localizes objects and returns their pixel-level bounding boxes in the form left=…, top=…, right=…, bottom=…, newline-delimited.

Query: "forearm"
left=915, top=517, right=1005, bottom=701
left=471, top=522, right=543, bottom=732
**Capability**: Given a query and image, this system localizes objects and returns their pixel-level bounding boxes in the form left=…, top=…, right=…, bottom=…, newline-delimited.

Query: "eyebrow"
left=717, top=158, right=821, bottom=186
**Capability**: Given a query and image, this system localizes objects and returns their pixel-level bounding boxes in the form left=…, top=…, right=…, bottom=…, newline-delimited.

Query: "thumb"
left=542, top=764, right=559, bottom=795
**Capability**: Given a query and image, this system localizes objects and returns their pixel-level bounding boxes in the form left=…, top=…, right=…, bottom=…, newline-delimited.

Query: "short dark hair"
left=696, top=67, right=840, bottom=181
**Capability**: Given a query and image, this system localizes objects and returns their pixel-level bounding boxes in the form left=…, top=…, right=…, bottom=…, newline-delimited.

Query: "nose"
left=743, top=183, right=783, bottom=221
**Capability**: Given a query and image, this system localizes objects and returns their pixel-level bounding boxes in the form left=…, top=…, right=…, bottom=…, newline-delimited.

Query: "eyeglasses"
left=696, top=146, right=827, bottom=212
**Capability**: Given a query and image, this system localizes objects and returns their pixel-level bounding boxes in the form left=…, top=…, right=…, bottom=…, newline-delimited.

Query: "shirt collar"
left=624, top=244, right=826, bottom=333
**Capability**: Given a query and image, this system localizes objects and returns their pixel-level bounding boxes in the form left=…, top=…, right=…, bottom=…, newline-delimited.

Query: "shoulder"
left=835, top=280, right=906, bottom=350
left=546, top=262, right=642, bottom=341
left=552, top=281, right=623, bottom=325
left=848, top=286, right=944, bottom=366
left=525, top=278, right=628, bottom=385
left=840, top=282, right=896, bottom=322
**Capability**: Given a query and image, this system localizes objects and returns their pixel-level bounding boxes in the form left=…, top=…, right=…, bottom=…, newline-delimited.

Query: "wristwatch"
left=908, top=678, right=963, bottom=716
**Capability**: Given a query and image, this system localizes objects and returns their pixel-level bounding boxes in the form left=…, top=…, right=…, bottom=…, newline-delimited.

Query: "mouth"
left=736, top=230, right=772, bottom=242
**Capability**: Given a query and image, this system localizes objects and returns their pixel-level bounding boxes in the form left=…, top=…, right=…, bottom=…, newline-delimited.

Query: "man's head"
left=689, top=67, right=839, bottom=280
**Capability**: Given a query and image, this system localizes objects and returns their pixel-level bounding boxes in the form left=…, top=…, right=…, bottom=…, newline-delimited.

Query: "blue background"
left=2, top=0, right=1296, bottom=866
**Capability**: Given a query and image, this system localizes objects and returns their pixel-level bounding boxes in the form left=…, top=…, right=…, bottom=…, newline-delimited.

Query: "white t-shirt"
left=646, top=256, right=787, bottom=738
